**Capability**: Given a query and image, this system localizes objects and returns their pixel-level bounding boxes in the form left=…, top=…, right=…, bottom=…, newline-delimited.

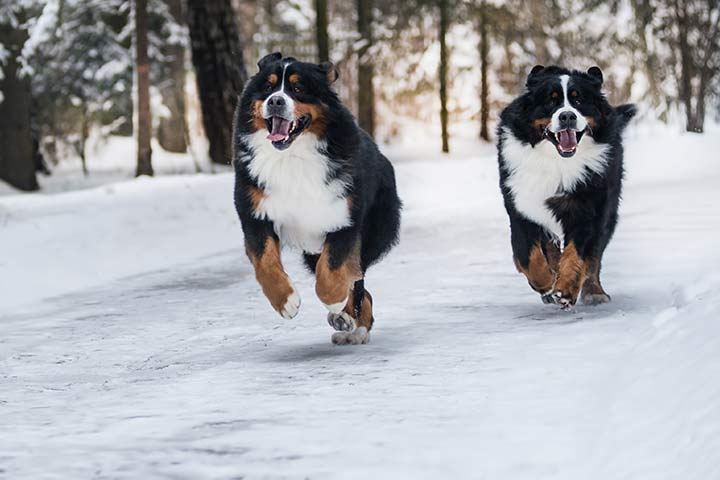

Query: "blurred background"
left=0, top=0, right=718, bottom=192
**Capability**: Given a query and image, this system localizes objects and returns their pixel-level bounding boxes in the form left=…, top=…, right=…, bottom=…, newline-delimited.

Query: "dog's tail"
left=615, top=103, right=637, bottom=132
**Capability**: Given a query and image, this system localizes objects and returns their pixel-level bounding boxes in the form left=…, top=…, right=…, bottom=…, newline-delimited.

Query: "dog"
left=497, top=65, right=636, bottom=308
left=232, top=52, right=401, bottom=344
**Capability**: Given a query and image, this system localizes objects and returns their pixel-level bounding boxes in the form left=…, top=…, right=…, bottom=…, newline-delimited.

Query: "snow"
left=1, top=126, right=720, bottom=479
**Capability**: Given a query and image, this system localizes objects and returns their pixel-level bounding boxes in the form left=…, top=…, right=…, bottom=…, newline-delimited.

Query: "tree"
left=315, top=0, right=329, bottom=62
left=357, top=0, right=375, bottom=137
left=156, top=0, right=188, bottom=153
left=134, top=0, right=153, bottom=176
left=186, top=0, right=247, bottom=166
left=0, top=4, right=39, bottom=191
left=671, top=0, right=720, bottom=133
left=438, top=0, right=449, bottom=153
left=477, top=0, right=490, bottom=142
left=29, top=0, right=133, bottom=174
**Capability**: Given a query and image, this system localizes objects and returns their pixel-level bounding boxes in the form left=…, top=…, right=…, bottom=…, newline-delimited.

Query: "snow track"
left=1, top=129, right=719, bottom=478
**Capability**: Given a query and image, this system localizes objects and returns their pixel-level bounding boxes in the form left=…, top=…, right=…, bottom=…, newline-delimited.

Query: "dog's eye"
left=265, top=83, right=274, bottom=93
left=293, top=85, right=303, bottom=94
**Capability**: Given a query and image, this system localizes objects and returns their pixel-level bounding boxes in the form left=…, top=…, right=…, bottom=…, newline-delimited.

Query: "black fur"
left=232, top=53, right=401, bottom=321
left=497, top=65, right=636, bottom=306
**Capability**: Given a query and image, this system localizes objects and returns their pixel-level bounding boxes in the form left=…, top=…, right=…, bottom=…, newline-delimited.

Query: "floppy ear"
left=587, top=66, right=603, bottom=85
left=258, top=52, right=282, bottom=71
left=530, top=64, right=545, bottom=76
left=319, top=61, right=339, bottom=84
left=526, top=65, right=545, bottom=87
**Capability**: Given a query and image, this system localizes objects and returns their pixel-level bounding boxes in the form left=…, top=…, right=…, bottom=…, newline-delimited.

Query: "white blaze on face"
left=261, top=60, right=295, bottom=120
left=550, top=75, right=588, bottom=133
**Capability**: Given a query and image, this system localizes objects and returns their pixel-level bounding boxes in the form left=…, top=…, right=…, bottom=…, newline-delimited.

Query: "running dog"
left=233, top=53, right=401, bottom=344
left=497, top=65, right=635, bottom=308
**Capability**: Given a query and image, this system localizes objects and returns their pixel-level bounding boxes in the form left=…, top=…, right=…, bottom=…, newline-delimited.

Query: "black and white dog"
left=233, top=53, right=401, bottom=344
left=497, top=65, right=635, bottom=308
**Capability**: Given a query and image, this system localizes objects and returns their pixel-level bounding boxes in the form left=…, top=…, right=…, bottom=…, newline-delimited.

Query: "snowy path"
left=1, top=130, right=720, bottom=479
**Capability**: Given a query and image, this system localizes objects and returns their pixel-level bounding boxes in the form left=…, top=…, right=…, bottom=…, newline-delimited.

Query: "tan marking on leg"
left=545, top=240, right=561, bottom=273
left=554, top=242, right=587, bottom=305
left=581, top=257, right=610, bottom=304
left=515, top=243, right=556, bottom=294
left=344, top=288, right=374, bottom=331
left=247, top=238, right=296, bottom=316
left=315, top=243, right=362, bottom=309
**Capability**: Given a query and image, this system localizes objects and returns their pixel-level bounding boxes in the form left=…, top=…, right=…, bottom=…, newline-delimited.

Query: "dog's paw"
left=552, top=290, right=576, bottom=311
left=331, top=326, right=369, bottom=345
left=327, top=311, right=354, bottom=331
left=541, top=293, right=556, bottom=304
left=279, top=288, right=301, bottom=319
left=582, top=292, right=611, bottom=306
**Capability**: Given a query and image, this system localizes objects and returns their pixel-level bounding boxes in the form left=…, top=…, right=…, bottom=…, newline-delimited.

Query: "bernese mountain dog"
left=497, top=65, right=636, bottom=309
left=233, top=52, right=401, bottom=344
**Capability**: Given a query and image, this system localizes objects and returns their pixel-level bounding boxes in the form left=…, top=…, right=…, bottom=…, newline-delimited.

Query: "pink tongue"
left=267, top=117, right=291, bottom=142
left=558, top=130, right=577, bottom=151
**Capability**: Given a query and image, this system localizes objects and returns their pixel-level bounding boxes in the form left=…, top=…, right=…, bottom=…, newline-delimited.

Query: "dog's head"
left=243, top=52, right=339, bottom=151
left=524, top=65, right=611, bottom=158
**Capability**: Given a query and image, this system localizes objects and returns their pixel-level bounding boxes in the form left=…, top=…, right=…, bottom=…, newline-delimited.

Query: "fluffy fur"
left=233, top=52, right=401, bottom=343
left=497, top=65, right=636, bottom=308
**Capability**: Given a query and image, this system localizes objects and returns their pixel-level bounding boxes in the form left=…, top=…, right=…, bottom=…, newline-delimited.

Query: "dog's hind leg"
left=328, top=279, right=374, bottom=345
left=581, top=256, right=611, bottom=305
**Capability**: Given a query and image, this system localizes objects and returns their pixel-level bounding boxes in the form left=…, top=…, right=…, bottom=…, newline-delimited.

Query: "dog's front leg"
left=552, top=224, right=598, bottom=309
left=244, top=221, right=300, bottom=319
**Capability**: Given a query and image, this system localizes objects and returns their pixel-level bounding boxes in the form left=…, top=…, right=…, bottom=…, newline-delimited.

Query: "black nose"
left=267, top=95, right=285, bottom=107
left=558, top=111, right=577, bottom=128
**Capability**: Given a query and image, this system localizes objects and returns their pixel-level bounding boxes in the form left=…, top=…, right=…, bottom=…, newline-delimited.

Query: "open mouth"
left=265, top=114, right=311, bottom=150
left=545, top=128, right=586, bottom=158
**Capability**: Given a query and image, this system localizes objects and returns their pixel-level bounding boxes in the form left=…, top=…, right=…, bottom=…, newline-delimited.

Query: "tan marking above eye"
left=570, top=90, right=578, bottom=98
left=289, top=73, right=300, bottom=84
left=551, top=91, right=560, bottom=99
left=268, top=74, right=278, bottom=85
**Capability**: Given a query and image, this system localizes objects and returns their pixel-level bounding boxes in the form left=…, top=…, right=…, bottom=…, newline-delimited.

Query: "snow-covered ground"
left=1, top=126, right=719, bottom=479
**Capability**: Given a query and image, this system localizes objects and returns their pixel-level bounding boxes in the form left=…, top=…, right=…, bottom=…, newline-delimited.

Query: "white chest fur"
left=243, top=131, right=351, bottom=253
left=501, top=127, right=609, bottom=239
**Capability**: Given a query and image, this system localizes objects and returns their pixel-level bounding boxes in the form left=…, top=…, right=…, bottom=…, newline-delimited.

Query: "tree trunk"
left=438, top=0, right=450, bottom=153
left=135, top=0, right=154, bottom=176
left=315, top=0, right=330, bottom=62
left=157, top=0, right=188, bottom=153
left=0, top=22, right=38, bottom=191
left=674, top=0, right=703, bottom=133
left=357, top=0, right=375, bottom=137
left=80, top=107, right=89, bottom=176
left=478, top=1, right=490, bottom=142
left=187, top=0, right=248, bottom=165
